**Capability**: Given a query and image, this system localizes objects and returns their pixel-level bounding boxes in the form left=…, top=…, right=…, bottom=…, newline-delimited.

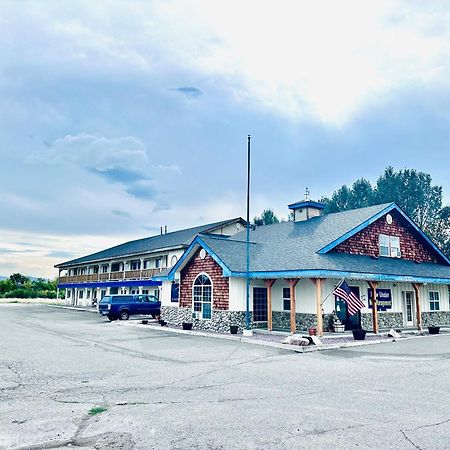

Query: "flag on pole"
left=332, top=280, right=365, bottom=316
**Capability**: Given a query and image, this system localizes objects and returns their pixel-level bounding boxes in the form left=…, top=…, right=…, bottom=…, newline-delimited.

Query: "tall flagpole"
left=245, top=134, right=251, bottom=333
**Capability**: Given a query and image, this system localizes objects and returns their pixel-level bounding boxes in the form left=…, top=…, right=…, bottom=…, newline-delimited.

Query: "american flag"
left=333, top=280, right=365, bottom=316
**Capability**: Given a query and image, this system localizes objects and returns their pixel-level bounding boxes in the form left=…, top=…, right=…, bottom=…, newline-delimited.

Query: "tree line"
left=253, top=167, right=450, bottom=257
left=0, top=273, right=59, bottom=299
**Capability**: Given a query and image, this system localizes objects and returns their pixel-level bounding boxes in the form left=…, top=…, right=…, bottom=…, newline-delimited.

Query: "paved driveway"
left=0, top=304, right=449, bottom=449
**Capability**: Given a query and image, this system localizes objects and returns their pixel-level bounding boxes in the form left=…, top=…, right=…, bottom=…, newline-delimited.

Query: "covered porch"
left=244, top=276, right=450, bottom=336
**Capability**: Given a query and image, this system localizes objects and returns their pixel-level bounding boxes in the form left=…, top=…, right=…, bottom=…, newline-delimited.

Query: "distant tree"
left=0, top=274, right=60, bottom=299
left=321, top=179, right=374, bottom=213
left=253, top=209, right=280, bottom=226
left=321, top=167, right=450, bottom=257
left=9, top=273, right=29, bottom=287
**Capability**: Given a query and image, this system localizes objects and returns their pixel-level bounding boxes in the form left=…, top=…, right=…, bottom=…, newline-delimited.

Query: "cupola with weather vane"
left=288, top=188, right=325, bottom=222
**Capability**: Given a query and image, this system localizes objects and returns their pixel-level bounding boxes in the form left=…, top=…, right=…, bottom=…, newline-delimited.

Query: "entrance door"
left=335, top=286, right=361, bottom=330
left=253, top=287, right=268, bottom=322
left=403, top=291, right=415, bottom=327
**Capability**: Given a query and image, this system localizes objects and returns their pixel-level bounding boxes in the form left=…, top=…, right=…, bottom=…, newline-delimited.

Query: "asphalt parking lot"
left=0, top=304, right=449, bottom=450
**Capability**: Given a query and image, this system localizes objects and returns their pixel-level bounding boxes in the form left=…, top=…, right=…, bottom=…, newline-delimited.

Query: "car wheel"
left=107, top=314, right=115, bottom=321
left=119, top=310, right=130, bottom=320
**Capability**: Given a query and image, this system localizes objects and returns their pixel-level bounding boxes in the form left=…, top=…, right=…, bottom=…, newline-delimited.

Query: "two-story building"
left=159, top=201, right=450, bottom=334
left=55, top=218, right=246, bottom=306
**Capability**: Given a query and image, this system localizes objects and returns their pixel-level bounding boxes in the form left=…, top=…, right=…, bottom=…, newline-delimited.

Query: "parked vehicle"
left=98, top=294, right=161, bottom=321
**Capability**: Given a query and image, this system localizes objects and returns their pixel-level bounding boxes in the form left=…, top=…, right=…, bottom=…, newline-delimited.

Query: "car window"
left=136, top=295, right=145, bottom=302
left=100, top=296, right=111, bottom=303
left=112, top=296, right=131, bottom=303
left=148, top=295, right=159, bottom=303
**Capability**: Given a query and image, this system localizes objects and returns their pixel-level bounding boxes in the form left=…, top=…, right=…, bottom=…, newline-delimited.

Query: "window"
left=171, top=283, right=179, bottom=302
left=111, top=263, right=121, bottom=272
left=131, top=260, right=141, bottom=270
left=154, top=289, right=160, bottom=299
left=155, top=258, right=162, bottom=268
left=93, top=266, right=99, bottom=274
left=102, top=265, right=108, bottom=273
left=67, top=290, right=71, bottom=298
left=79, top=290, right=84, bottom=299
left=283, top=288, right=291, bottom=311
left=171, top=255, right=178, bottom=267
left=379, top=234, right=401, bottom=258
left=87, top=290, right=90, bottom=299
left=429, top=291, right=440, bottom=311
left=193, top=274, right=212, bottom=319
left=142, top=289, right=149, bottom=295
left=101, top=290, right=107, bottom=299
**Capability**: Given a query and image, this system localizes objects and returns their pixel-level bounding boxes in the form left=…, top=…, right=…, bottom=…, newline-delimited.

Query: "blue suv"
left=99, top=294, right=161, bottom=321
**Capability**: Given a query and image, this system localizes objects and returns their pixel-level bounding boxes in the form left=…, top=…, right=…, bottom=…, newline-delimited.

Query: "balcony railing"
left=59, top=268, right=164, bottom=284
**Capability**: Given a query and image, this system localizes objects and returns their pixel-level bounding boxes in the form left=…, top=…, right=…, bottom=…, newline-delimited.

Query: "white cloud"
left=5, top=1, right=450, bottom=125
left=30, top=133, right=148, bottom=173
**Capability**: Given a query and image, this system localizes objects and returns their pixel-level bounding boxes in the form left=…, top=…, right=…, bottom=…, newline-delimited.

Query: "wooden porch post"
left=287, top=279, right=299, bottom=334
left=264, top=279, right=276, bottom=331
left=367, top=281, right=378, bottom=334
left=310, top=278, right=324, bottom=336
left=412, top=283, right=423, bottom=332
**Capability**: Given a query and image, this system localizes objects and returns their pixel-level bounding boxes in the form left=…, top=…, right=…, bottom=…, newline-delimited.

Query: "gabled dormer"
left=318, top=203, right=449, bottom=265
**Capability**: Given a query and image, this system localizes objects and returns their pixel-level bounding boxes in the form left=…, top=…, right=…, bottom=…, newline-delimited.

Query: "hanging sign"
left=368, top=288, right=392, bottom=311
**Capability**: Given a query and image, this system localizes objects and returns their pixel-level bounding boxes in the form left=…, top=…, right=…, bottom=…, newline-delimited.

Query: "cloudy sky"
left=2, top=0, right=450, bottom=278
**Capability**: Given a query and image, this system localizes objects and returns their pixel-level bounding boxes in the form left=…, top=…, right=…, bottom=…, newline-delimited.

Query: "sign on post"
left=368, top=288, right=392, bottom=311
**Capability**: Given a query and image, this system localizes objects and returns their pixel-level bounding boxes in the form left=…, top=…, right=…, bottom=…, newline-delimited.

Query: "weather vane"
left=305, top=187, right=310, bottom=200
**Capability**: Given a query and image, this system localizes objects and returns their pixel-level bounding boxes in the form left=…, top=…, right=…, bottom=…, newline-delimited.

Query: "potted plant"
left=333, top=318, right=345, bottom=333
left=182, top=322, right=193, bottom=330
left=230, top=324, right=239, bottom=334
left=352, top=328, right=367, bottom=340
left=428, top=325, right=440, bottom=335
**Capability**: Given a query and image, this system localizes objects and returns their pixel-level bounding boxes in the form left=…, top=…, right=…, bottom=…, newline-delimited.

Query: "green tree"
left=322, top=179, right=374, bottom=213
left=10, top=273, right=29, bottom=287
left=253, top=209, right=280, bottom=226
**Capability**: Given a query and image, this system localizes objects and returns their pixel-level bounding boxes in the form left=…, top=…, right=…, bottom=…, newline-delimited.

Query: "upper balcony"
left=59, top=268, right=164, bottom=284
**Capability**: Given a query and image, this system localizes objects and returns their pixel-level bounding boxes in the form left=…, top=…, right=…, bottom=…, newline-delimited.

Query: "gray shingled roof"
left=197, top=203, right=450, bottom=280
left=55, top=218, right=244, bottom=268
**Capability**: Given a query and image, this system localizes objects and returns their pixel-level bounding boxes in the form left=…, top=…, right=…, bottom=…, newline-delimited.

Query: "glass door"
left=253, top=287, right=268, bottom=322
left=403, top=291, right=415, bottom=327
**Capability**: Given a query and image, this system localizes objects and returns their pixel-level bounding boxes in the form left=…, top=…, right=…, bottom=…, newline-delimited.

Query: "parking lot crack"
left=400, top=430, right=422, bottom=450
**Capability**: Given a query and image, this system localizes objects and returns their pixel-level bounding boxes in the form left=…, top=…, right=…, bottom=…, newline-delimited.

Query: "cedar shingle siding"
left=180, top=249, right=229, bottom=309
left=334, top=211, right=438, bottom=263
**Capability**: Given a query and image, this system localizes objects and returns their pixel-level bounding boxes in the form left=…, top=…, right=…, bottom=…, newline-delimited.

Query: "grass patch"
left=88, top=406, right=107, bottom=416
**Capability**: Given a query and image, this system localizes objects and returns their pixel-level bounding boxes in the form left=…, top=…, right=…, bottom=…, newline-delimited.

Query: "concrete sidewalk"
left=47, top=303, right=449, bottom=353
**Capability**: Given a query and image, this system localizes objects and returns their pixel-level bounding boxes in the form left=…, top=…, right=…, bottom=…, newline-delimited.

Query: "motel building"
left=158, top=201, right=450, bottom=335
left=55, top=219, right=246, bottom=306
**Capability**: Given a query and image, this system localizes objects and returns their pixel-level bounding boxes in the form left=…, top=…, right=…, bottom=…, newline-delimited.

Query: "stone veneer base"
left=361, top=312, right=403, bottom=330
left=421, top=311, right=450, bottom=326
left=162, top=306, right=450, bottom=333
left=162, top=307, right=321, bottom=333
left=161, top=306, right=248, bottom=333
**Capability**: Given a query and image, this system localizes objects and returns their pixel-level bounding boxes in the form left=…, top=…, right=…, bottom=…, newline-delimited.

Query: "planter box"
left=182, top=322, right=193, bottom=330
left=352, top=329, right=367, bottom=340
left=428, top=326, right=440, bottom=335
left=334, top=324, right=345, bottom=333
left=230, top=325, right=238, bottom=334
